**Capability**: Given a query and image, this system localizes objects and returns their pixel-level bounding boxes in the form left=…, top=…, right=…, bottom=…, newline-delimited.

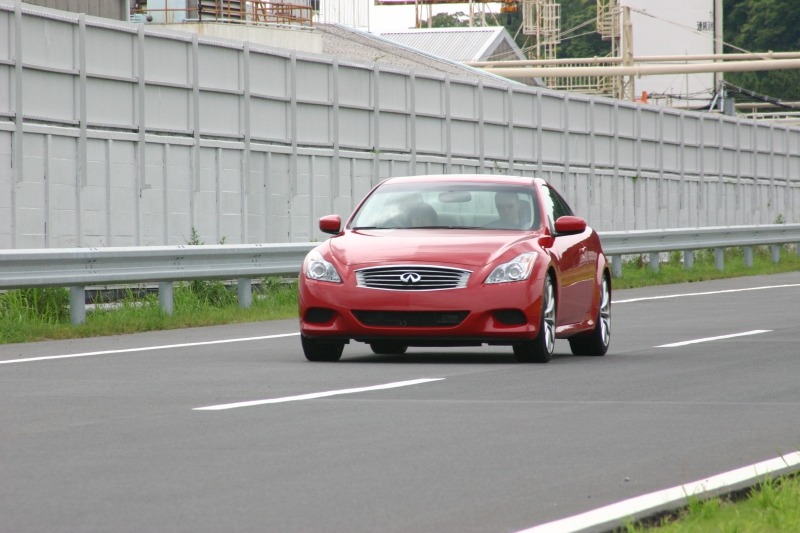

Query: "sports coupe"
left=298, top=174, right=610, bottom=363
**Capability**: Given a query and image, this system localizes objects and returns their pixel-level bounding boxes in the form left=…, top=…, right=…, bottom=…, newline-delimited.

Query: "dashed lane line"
left=193, top=378, right=446, bottom=411
left=613, top=283, right=800, bottom=304
left=656, top=329, right=772, bottom=348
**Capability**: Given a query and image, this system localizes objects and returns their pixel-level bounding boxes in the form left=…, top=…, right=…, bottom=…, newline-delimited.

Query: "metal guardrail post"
left=771, top=245, right=781, bottom=263
left=69, top=286, right=86, bottom=325
left=684, top=250, right=694, bottom=270
left=159, top=282, right=174, bottom=315
left=714, top=248, right=725, bottom=271
left=611, top=256, right=622, bottom=278
left=648, top=253, right=659, bottom=273
left=238, top=278, right=252, bottom=308
left=743, top=246, right=753, bottom=267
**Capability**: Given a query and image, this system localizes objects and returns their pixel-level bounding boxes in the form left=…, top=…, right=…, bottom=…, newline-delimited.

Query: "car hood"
left=326, top=229, right=536, bottom=268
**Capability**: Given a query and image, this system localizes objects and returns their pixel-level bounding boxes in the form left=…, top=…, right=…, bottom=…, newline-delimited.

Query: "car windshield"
left=349, top=182, right=540, bottom=231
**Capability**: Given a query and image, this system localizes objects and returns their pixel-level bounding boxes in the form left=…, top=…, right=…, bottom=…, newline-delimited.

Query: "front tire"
left=569, top=275, right=611, bottom=356
left=301, top=335, right=344, bottom=362
left=514, top=275, right=556, bottom=363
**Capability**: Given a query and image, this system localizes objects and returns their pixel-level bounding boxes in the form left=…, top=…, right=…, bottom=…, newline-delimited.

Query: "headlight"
left=304, top=250, right=342, bottom=283
left=485, top=253, right=537, bottom=284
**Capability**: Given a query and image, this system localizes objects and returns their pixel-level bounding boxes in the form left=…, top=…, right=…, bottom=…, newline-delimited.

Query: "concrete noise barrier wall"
left=0, top=0, right=798, bottom=249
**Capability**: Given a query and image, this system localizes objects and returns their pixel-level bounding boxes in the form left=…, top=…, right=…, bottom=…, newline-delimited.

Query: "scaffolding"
left=521, top=0, right=560, bottom=60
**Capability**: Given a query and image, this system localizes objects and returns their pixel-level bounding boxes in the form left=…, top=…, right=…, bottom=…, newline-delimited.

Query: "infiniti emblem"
left=399, top=272, right=422, bottom=284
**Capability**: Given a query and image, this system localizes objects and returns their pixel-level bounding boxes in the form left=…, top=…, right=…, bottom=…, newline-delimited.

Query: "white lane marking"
left=516, top=451, right=800, bottom=533
left=194, top=378, right=445, bottom=411
left=613, top=283, right=800, bottom=304
left=0, top=333, right=299, bottom=365
left=656, top=329, right=772, bottom=348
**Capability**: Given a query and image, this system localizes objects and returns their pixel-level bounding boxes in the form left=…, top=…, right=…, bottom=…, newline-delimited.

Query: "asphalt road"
left=2, top=272, right=799, bottom=533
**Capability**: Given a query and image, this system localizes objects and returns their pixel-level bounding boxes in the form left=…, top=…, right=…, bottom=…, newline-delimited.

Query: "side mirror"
left=554, top=215, right=587, bottom=235
left=319, top=215, right=342, bottom=235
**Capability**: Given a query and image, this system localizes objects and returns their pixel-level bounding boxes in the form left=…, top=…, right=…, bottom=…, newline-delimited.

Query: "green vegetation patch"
left=0, top=277, right=299, bottom=344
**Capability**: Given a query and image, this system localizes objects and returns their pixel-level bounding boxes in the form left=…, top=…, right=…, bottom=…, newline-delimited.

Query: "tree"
left=723, top=0, right=800, bottom=100
left=420, top=11, right=471, bottom=28
left=556, top=0, right=609, bottom=59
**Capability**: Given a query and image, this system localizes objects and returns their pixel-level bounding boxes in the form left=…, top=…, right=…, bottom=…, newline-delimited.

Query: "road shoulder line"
left=516, top=451, right=800, bottom=533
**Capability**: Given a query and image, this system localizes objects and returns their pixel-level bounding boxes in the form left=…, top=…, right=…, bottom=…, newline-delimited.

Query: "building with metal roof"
left=379, top=26, right=526, bottom=63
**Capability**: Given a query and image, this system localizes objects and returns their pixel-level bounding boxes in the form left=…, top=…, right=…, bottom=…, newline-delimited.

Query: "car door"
left=541, top=185, right=595, bottom=325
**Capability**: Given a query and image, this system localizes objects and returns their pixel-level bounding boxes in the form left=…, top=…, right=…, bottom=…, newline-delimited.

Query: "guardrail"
left=1, top=225, right=798, bottom=325
left=600, top=224, right=800, bottom=277
left=0, top=243, right=316, bottom=325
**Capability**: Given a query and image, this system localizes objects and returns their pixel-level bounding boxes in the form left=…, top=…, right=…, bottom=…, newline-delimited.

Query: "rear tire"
left=569, top=275, right=611, bottom=356
left=301, top=335, right=344, bottom=362
left=514, top=275, right=556, bottom=363
left=369, top=342, right=408, bottom=355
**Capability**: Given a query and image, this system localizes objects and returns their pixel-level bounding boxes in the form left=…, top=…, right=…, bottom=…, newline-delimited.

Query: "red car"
left=298, top=174, right=611, bottom=363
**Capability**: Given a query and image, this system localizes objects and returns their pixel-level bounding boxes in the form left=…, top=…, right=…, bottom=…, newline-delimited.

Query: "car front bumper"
left=299, top=270, right=546, bottom=346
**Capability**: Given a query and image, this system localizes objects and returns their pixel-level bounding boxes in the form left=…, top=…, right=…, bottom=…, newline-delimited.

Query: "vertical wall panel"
left=251, top=99, right=289, bottom=142
left=17, top=134, right=47, bottom=247
left=143, top=36, right=191, bottom=85
left=0, top=131, right=12, bottom=248
left=266, top=152, right=291, bottom=242
left=85, top=26, right=135, bottom=79
left=450, top=82, right=477, bottom=120
left=140, top=144, right=165, bottom=246
left=144, top=85, right=192, bottom=133
left=219, top=148, right=243, bottom=242
left=198, top=43, right=241, bottom=91
left=20, top=13, right=75, bottom=69
left=295, top=61, right=330, bottom=103
left=107, top=141, right=137, bottom=246
left=193, top=147, right=217, bottom=241
left=166, top=144, right=193, bottom=244
left=296, top=104, right=331, bottom=145
left=87, top=79, right=136, bottom=127
left=48, top=135, right=79, bottom=247
left=250, top=53, right=290, bottom=99
left=379, top=112, right=409, bottom=151
left=199, top=92, right=242, bottom=137
left=82, top=138, right=109, bottom=246
left=379, top=72, right=409, bottom=113
left=246, top=151, right=266, bottom=243
left=414, top=77, right=443, bottom=116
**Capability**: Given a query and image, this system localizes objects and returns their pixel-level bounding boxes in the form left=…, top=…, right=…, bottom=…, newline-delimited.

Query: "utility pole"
left=714, top=0, right=724, bottom=110
left=621, top=6, right=634, bottom=101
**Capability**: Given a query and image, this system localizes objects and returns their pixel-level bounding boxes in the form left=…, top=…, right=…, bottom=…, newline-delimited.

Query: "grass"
left=0, top=277, right=299, bottom=344
left=1, top=246, right=799, bottom=529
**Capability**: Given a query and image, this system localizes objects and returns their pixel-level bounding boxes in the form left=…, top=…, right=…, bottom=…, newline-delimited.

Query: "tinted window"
left=541, top=185, right=574, bottom=229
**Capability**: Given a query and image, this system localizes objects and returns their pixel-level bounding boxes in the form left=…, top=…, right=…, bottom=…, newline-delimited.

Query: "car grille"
left=352, top=310, right=469, bottom=327
left=355, top=265, right=471, bottom=291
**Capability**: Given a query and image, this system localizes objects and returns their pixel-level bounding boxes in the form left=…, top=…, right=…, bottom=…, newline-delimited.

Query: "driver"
left=486, top=191, right=522, bottom=229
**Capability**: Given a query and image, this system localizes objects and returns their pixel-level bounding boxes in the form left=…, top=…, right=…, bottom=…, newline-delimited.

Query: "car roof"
left=380, top=174, right=539, bottom=187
